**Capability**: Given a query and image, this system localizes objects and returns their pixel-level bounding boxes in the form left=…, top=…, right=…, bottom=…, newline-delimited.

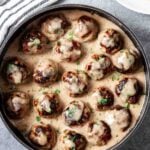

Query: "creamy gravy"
left=0, top=10, right=146, bottom=150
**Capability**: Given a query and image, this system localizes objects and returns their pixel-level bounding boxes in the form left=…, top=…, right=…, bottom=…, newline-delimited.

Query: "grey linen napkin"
left=0, top=0, right=59, bottom=47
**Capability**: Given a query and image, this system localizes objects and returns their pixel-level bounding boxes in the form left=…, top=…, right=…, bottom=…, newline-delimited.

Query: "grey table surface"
left=0, top=0, right=150, bottom=149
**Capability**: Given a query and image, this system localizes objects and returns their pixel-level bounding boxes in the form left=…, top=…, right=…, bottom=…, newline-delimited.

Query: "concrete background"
left=0, top=0, right=150, bottom=149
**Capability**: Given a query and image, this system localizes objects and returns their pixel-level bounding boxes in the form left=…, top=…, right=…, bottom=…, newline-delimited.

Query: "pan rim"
left=0, top=4, right=149, bottom=150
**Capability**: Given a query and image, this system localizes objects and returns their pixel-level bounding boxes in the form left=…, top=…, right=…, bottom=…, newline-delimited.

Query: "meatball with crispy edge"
left=61, top=130, right=87, bottom=150
left=33, top=92, right=62, bottom=118
left=63, top=101, right=91, bottom=126
left=85, top=54, right=113, bottom=80
left=92, top=87, right=114, bottom=110
left=88, top=120, right=111, bottom=146
left=5, top=91, right=30, bottom=119
left=112, top=49, right=140, bottom=73
left=29, top=124, right=57, bottom=149
left=115, top=78, right=142, bottom=104
left=62, top=70, right=89, bottom=97
left=105, top=105, right=132, bottom=131
left=33, top=59, right=59, bottom=87
left=21, top=29, right=51, bottom=54
left=73, top=15, right=99, bottom=42
left=41, top=14, right=70, bottom=41
left=2, top=57, right=31, bottom=84
left=99, top=29, right=123, bottom=54
left=55, top=37, right=82, bottom=62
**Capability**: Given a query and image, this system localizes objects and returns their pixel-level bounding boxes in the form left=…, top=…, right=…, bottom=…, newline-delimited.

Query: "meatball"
left=62, top=71, right=89, bottom=97
left=88, top=120, right=111, bottom=146
left=55, top=37, right=82, bottom=62
left=63, top=101, right=91, bottom=126
left=41, top=14, right=70, bottom=41
left=85, top=54, right=112, bottom=80
left=29, top=124, right=57, bottom=149
left=61, top=130, right=87, bottom=150
left=104, top=105, right=132, bottom=131
left=33, top=92, right=62, bottom=118
left=73, top=15, right=99, bottom=42
left=112, top=49, right=139, bottom=73
left=92, top=87, right=114, bottom=110
left=2, top=57, right=31, bottom=84
left=5, top=91, right=30, bottom=119
left=33, top=59, right=59, bottom=86
left=21, top=29, right=51, bottom=54
left=99, top=29, right=123, bottom=54
left=115, top=78, right=141, bottom=104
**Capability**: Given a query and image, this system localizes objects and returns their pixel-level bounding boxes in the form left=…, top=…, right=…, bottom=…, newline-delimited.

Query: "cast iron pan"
left=0, top=4, right=149, bottom=150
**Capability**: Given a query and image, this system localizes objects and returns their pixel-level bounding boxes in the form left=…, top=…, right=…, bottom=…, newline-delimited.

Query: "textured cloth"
left=0, top=0, right=58, bottom=47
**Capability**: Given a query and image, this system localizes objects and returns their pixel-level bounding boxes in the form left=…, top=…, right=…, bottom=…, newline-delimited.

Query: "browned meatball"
left=62, top=71, right=89, bottom=97
left=2, top=57, right=31, bottom=84
left=5, top=91, right=30, bottom=119
left=29, top=124, right=57, bottom=149
left=112, top=49, right=140, bottom=73
left=21, top=29, right=51, bottom=54
left=61, top=130, right=87, bottom=150
left=99, top=29, right=123, bottom=54
left=33, top=59, right=59, bottom=86
left=104, top=105, right=132, bottom=131
left=41, top=14, right=70, bottom=41
left=55, top=37, right=82, bottom=62
left=115, top=78, right=142, bottom=104
left=88, top=120, right=111, bottom=146
left=85, top=54, right=112, bottom=80
left=73, top=15, right=99, bottom=42
left=63, top=101, right=91, bottom=126
left=92, top=87, right=114, bottom=110
left=33, top=92, right=62, bottom=118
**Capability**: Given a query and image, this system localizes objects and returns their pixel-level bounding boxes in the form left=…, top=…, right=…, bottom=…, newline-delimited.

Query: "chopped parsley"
left=67, top=107, right=77, bottom=118
left=67, top=31, right=74, bottom=40
left=76, top=61, right=80, bottom=65
left=99, top=57, right=105, bottom=62
left=124, top=102, right=130, bottom=109
left=71, top=135, right=77, bottom=142
left=36, top=116, right=41, bottom=122
left=98, top=98, right=109, bottom=105
left=112, top=72, right=121, bottom=81
left=56, top=129, right=60, bottom=134
left=7, top=64, right=15, bottom=72
left=46, top=40, right=51, bottom=45
left=39, top=87, right=49, bottom=93
left=54, top=29, right=62, bottom=34
left=54, top=89, right=61, bottom=94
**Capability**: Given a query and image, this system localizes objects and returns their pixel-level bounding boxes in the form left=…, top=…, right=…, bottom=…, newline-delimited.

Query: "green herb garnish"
left=7, top=64, right=15, bottom=72
left=54, top=29, right=62, bottom=34
left=98, top=98, right=109, bottom=105
left=124, top=102, right=130, bottom=109
left=54, top=89, right=61, bottom=94
left=67, top=106, right=77, bottom=118
left=112, top=72, right=121, bottom=81
left=71, top=136, right=77, bottom=142
left=76, top=61, right=80, bottom=65
left=46, top=40, right=51, bottom=45
left=36, top=116, right=41, bottom=122
left=67, top=31, right=74, bottom=40
left=56, top=129, right=60, bottom=134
